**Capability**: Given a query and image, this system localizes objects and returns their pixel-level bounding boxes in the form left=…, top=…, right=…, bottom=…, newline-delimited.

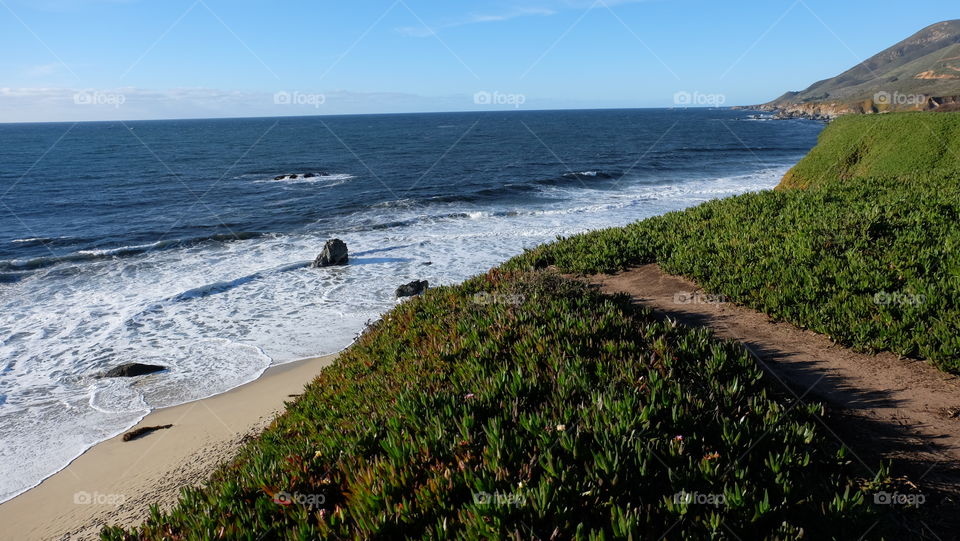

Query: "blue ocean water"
left=0, top=108, right=823, bottom=501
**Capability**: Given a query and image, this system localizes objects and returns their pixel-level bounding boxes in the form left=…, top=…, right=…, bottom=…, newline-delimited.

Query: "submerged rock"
left=396, top=280, right=429, bottom=298
left=103, top=363, right=166, bottom=378
left=273, top=175, right=286, bottom=180
left=303, top=172, right=316, bottom=178
left=313, top=239, right=349, bottom=267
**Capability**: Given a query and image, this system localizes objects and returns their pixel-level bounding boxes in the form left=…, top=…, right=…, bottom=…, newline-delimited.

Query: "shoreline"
left=0, top=353, right=338, bottom=541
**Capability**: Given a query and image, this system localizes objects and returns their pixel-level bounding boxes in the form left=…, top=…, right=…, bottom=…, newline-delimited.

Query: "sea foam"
left=0, top=165, right=790, bottom=503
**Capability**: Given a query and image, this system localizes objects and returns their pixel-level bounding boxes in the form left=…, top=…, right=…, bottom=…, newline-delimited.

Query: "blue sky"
left=0, top=0, right=956, bottom=121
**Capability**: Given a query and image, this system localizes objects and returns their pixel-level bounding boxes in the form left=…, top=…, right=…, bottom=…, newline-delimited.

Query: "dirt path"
left=590, top=264, right=960, bottom=498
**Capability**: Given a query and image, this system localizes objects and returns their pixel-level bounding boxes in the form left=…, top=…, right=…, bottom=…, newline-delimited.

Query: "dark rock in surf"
left=274, top=175, right=286, bottom=180
left=313, top=239, right=349, bottom=267
left=396, top=280, right=429, bottom=298
left=103, top=363, right=166, bottom=378
left=287, top=174, right=299, bottom=179
left=303, top=173, right=317, bottom=178
left=122, top=424, right=173, bottom=442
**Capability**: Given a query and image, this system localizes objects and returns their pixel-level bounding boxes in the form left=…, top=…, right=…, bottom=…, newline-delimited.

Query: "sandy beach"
left=0, top=354, right=337, bottom=541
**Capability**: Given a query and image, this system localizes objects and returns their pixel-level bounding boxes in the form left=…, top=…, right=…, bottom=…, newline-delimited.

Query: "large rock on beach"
left=103, top=363, right=166, bottom=378
left=313, top=239, right=349, bottom=267
left=396, top=280, right=429, bottom=298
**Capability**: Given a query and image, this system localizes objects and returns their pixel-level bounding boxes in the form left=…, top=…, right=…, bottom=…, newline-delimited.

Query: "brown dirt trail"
left=590, top=264, right=960, bottom=501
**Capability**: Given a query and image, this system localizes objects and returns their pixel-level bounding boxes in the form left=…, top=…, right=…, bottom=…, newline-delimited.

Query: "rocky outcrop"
left=122, top=424, right=173, bottom=442
left=102, top=363, right=166, bottom=378
left=396, top=280, right=429, bottom=298
left=748, top=101, right=863, bottom=120
left=274, top=172, right=329, bottom=180
left=745, top=94, right=960, bottom=121
left=915, top=70, right=960, bottom=80
left=313, top=239, right=349, bottom=267
left=928, top=96, right=960, bottom=110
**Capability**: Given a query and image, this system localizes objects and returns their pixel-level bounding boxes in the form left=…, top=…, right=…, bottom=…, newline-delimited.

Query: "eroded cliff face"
left=753, top=102, right=862, bottom=120
left=930, top=96, right=960, bottom=110
left=915, top=70, right=960, bottom=80
left=749, top=95, right=960, bottom=120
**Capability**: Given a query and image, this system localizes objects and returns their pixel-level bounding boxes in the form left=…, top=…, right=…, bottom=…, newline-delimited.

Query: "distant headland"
left=736, top=19, right=960, bottom=119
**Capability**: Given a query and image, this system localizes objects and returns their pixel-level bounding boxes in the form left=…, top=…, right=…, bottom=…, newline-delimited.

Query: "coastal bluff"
left=744, top=19, right=960, bottom=120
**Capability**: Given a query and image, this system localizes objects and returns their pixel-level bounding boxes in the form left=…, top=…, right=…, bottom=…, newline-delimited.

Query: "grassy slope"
left=509, top=113, right=960, bottom=372
left=105, top=113, right=958, bottom=540
left=103, top=272, right=898, bottom=540
left=780, top=113, right=960, bottom=189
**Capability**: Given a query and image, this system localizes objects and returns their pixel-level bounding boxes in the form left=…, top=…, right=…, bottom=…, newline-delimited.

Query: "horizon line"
left=0, top=105, right=761, bottom=125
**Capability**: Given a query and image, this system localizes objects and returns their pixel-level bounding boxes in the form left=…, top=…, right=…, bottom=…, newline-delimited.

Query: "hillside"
left=103, top=272, right=896, bottom=539
left=102, top=113, right=960, bottom=540
left=780, top=112, right=960, bottom=188
left=510, top=112, right=960, bottom=372
left=756, top=20, right=960, bottom=118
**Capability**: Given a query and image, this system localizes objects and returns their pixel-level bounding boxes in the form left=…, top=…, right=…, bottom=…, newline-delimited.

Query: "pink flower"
left=465, top=393, right=476, bottom=399
left=674, top=435, right=684, bottom=441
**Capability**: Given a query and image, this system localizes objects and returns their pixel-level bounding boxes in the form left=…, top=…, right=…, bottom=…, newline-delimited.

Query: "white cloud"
left=25, top=63, right=67, bottom=77
left=466, top=7, right=557, bottom=23
left=396, top=0, right=654, bottom=37
left=17, top=0, right=139, bottom=12
left=0, top=86, right=516, bottom=122
left=397, top=6, right=557, bottom=37
left=555, top=0, right=654, bottom=7
left=0, top=86, right=625, bottom=122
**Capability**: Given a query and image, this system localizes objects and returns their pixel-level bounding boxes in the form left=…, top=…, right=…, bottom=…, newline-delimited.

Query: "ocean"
left=0, top=108, right=823, bottom=502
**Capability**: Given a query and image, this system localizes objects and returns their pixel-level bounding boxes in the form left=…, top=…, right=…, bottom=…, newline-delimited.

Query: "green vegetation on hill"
left=105, top=112, right=960, bottom=540
left=780, top=112, right=960, bottom=188
left=103, top=272, right=899, bottom=540
left=508, top=113, right=960, bottom=373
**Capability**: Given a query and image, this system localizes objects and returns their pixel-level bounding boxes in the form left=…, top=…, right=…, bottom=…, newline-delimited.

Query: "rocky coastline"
left=735, top=94, right=960, bottom=121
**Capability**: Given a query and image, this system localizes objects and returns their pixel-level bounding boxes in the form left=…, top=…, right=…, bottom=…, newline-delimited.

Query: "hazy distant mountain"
left=757, top=20, right=960, bottom=118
